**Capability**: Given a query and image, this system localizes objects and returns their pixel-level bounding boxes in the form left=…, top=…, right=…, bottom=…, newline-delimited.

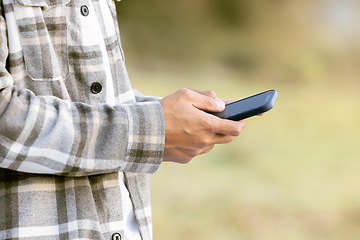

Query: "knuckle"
left=200, top=138, right=211, bottom=148
left=233, top=123, right=244, bottom=136
left=185, top=151, right=198, bottom=163
left=202, top=145, right=215, bottom=154
left=194, top=140, right=206, bottom=149
left=191, top=137, right=211, bottom=150
left=233, top=128, right=241, bottom=136
left=205, top=97, right=215, bottom=107
left=225, top=136, right=234, bottom=143
left=194, top=148, right=205, bottom=157
left=177, top=153, right=193, bottom=164
left=181, top=157, right=192, bottom=164
left=206, top=90, right=217, bottom=99
left=178, top=88, right=192, bottom=98
left=178, top=88, right=188, bottom=93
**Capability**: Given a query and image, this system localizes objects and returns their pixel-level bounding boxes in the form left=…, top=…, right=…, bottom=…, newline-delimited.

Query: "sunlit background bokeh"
left=117, top=1, right=360, bottom=239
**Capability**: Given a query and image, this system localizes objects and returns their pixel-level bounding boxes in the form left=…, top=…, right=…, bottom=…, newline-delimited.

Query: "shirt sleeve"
left=0, top=7, right=165, bottom=177
left=133, top=88, right=163, bottom=102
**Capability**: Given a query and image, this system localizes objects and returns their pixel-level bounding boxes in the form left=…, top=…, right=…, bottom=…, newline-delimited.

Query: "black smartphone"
left=210, top=89, right=278, bottom=121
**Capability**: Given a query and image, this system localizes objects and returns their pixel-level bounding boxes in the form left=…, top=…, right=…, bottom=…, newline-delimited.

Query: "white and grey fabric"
left=0, top=0, right=165, bottom=239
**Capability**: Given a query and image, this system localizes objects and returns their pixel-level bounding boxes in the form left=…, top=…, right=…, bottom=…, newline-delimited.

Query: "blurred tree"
left=116, top=0, right=360, bottom=85
left=207, top=0, right=251, bottom=28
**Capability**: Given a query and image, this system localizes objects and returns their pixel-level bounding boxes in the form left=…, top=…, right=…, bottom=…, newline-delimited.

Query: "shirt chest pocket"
left=14, top=0, right=70, bottom=81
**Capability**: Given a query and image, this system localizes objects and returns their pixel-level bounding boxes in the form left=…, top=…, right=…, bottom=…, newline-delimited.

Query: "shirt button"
left=91, top=82, right=102, bottom=94
left=112, top=233, right=121, bottom=240
left=80, top=5, right=89, bottom=16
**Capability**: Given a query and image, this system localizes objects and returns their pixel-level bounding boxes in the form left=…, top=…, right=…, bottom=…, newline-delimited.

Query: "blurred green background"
left=116, top=0, right=360, bottom=239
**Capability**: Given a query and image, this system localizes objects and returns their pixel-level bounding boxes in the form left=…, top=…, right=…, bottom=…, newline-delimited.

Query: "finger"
left=189, top=89, right=218, bottom=99
left=190, top=91, right=225, bottom=112
left=218, top=98, right=233, bottom=105
left=210, top=134, right=234, bottom=145
left=210, top=118, right=246, bottom=136
left=200, top=145, right=215, bottom=155
left=191, top=90, right=231, bottom=111
left=180, top=88, right=224, bottom=112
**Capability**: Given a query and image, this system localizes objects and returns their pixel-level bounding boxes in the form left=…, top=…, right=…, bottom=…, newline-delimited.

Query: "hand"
left=160, top=88, right=245, bottom=164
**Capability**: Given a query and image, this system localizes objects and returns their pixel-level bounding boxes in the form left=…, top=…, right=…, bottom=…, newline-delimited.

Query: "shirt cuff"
left=123, top=101, right=165, bottom=174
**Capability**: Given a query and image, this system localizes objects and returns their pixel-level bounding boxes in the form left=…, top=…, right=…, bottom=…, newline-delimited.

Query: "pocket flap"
left=14, top=0, right=69, bottom=81
left=16, top=0, right=71, bottom=9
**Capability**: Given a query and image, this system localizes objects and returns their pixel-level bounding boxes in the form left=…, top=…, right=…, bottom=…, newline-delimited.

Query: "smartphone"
left=210, top=89, right=278, bottom=121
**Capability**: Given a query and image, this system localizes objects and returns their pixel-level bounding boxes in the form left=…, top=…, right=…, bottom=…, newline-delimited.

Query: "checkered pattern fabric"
left=0, top=0, right=165, bottom=239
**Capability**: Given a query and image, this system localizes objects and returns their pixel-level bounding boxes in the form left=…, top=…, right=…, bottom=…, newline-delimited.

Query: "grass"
left=129, top=65, right=360, bottom=240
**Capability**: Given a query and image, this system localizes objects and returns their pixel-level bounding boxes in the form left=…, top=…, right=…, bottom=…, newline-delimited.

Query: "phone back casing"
left=212, top=90, right=277, bottom=121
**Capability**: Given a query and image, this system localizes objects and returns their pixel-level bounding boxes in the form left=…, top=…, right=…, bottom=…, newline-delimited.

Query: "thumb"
left=192, top=93, right=225, bottom=112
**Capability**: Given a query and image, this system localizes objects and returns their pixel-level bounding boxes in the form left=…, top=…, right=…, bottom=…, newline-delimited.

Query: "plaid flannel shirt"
left=0, top=0, right=165, bottom=239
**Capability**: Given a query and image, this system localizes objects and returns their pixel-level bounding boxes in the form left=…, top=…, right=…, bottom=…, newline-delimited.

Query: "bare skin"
left=160, top=88, right=246, bottom=164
